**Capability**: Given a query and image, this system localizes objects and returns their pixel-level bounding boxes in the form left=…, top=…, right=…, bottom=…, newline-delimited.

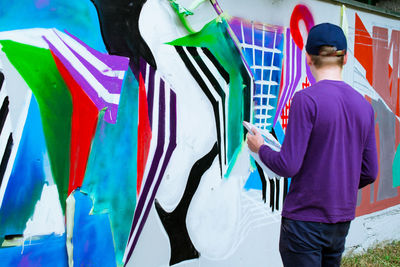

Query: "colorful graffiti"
left=0, top=0, right=399, bottom=267
left=353, top=13, right=400, bottom=216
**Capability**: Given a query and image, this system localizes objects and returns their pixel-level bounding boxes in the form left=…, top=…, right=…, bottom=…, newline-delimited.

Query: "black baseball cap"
left=305, top=23, right=347, bottom=56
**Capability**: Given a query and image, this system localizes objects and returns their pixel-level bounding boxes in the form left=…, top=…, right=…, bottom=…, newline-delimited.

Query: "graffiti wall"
left=0, top=0, right=398, bottom=266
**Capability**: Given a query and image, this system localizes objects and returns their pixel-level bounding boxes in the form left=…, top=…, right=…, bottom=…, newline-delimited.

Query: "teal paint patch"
left=81, top=68, right=138, bottom=266
left=393, top=144, right=400, bottom=188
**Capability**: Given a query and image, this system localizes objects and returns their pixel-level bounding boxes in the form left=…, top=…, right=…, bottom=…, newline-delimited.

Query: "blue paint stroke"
left=81, top=68, right=138, bottom=266
left=72, top=190, right=116, bottom=267
left=0, top=0, right=105, bottom=51
left=244, top=170, right=263, bottom=191
left=274, top=122, right=285, bottom=145
left=0, top=95, right=46, bottom=237
left=0, top=234, right=68, bottom=267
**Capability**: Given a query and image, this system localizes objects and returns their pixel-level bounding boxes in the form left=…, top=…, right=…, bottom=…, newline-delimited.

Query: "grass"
left=341, top=240, right=400, bottom=266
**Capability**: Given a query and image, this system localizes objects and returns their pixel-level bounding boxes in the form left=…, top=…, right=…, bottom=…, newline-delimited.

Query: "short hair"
left=310, top=46, right=345, bottom=69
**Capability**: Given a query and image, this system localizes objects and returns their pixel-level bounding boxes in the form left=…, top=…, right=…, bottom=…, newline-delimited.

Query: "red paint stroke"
left=280, top=77, right=310, bottom=130
left=355, top=103, right=400, bottom=216
left=370, top=25, right=399, bottom=116
left=354, top=16, right=400, bottom=216
left=302, top=77, right=310, bottom=89
left=137, top=73, right=152, bottom=194
left=51, top=52, right=99, bottom=195
left=280, top=100, right=291, bottom=130
left=354, top=14, right=374, bottom=90
left=289, top=4, right=315, bottom=50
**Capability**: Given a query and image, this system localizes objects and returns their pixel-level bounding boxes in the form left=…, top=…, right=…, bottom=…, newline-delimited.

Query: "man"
left=247, top=23, right=378, bottom=267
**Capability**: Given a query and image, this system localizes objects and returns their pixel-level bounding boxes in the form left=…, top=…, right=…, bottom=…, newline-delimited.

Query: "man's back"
left=248, top=22, right=379, bottom=267
left=279, top=80, right=377, bottom=223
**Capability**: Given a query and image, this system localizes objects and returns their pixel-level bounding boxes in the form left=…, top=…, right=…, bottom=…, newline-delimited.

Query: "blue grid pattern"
left=233, top=21, right=285, bottom=130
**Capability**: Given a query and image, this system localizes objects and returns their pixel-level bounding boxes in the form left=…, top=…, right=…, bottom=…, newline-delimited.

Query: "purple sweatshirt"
left=259, top=80, right=378, bottom=223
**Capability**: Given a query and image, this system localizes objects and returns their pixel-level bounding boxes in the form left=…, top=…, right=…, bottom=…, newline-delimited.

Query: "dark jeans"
left=279, top=217, right=351, bottom=267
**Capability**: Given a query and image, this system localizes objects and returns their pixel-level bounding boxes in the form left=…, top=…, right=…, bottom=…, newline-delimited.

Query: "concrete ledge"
left=345, top=204, right=400, bottom=256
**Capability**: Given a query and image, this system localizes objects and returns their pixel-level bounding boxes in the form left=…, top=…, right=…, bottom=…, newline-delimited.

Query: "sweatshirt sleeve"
left=359, top=109, right=378, bottom=189
left=258, top=92, right=316, bottom=177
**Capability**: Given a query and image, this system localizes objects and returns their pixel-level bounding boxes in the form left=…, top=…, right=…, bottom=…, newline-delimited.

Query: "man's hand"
left=246, top=128, right=264, bottom=153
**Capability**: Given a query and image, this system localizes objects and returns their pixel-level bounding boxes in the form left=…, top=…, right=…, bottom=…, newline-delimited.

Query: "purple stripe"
left=274, top=32, right=302, bottom=127
left=125, top=89, right=177, bottom=264
left=64, top=30, right=129, bottom=70
left=147, top=67, right=155, bottom=129
left=67, top=45, right=123, bottom=94
left=211, top=0, right=223, bottom=15
left=306, top=57, right=316, bottom=85
left=273, top=28, right=292, bottom=126
left=229, top=18, right=243, bottom=42
left=104, top=103, right=119, bottom=124
left=126, top=78, right=165, bottom=246
left=44, top=36, right=119, bottom=124
left=289, top=45, right=302, bottom=100
left=140, top=57, right=147, bottom=81
left=287, top=37, right=296, bottom=103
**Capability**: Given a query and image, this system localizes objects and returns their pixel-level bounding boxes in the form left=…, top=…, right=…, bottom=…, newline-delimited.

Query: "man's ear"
left=306, top=53, right=312, bottom=66
left=343, top=53, right=348, bottom=65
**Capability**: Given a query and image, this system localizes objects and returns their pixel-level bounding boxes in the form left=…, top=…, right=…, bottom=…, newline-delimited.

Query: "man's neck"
left=314, top=66, right=343, bottom=82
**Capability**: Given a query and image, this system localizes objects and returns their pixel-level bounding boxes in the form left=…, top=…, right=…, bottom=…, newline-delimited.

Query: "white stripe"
left=197, top=48, right=228, bottom=94
left=240, top=21, right=246, bottom=49
left=45, top=29, right=120, bottom=105
left=254, top=114, right=272, bottom=120
left=254, top=93, right=276, bottom=99
left=55, top=30, right=126, bottom=80
left=0, top=117, right=12, bottom=163
left=241, top=43, right=282, bottom=54
left=0, top=91, right=32, bottom=208
left=196, top=48, right=229, bottom=168
left=265, top=30, right=278, bottom=125
left=255, top=80, right=278, bottom=86
left=258, top=24, right=267, bottom=129
left=254, top=105, right=275, bottom=111
left=145, top=63, right=150, bottom=93
left=251, top=65, right=280, bottom=71
left=252, top=23, right=256, bottom=72
left=183, top=47, right=228, bottom=170
left=279, top=178, right=285, bottom=210
left=183, top=47, right=221, bottom=102
left=0, top=86, right=6, bottom=105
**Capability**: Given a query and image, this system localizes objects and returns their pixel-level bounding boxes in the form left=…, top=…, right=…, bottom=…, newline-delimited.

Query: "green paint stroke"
left=168, top=0, right=195, bottom=34
left=168, top=18, right=250, bottom=175
left=0, top=40, right=72, bottom=212
left=394, top=144, right=400, bottom=187
left=81, top=68, right=138, bottom=266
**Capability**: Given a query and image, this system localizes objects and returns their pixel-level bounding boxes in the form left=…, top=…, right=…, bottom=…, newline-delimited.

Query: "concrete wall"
left=0, top=0, right=398, bottom=266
